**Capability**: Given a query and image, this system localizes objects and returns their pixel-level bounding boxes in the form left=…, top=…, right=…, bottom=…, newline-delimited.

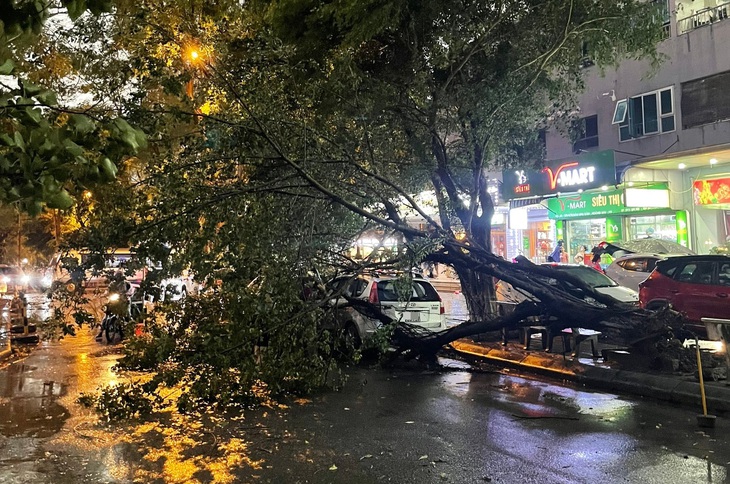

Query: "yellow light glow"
left=184, top=45, right=203, bottom=64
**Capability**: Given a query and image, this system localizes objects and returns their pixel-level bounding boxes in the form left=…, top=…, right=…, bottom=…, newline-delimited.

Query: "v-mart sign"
left=502, top=150, right=616, bottom=200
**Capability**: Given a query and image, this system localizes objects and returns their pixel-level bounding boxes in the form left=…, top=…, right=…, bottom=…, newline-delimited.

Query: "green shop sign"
left=546, top=185, right=668, bottom=220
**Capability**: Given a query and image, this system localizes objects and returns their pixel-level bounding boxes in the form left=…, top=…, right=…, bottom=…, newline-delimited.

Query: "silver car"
left=605, top=253, right=669, bottom=292
left=496, top=263, right=639, bottom=311
left=326, top=273, right=446, bottom=348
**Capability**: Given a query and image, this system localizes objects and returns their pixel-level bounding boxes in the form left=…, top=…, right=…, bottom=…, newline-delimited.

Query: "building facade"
left=506, top=1, right=730, bottom=260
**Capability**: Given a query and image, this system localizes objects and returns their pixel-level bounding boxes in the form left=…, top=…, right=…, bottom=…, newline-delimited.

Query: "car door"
left=672, top=261, right=717, bottom=323
left=704, top=261, right=730, bottom=322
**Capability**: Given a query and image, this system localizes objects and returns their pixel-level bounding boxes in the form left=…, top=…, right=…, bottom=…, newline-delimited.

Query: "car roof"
left=656, top=254, right=730, bottom=263
left=612, top=253, right=669, bottom=260
left=338, top=272, right=430, bottom=281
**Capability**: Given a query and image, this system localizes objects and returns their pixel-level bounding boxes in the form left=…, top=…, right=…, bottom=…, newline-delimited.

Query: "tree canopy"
left=19, top=0, right=669, bottom=411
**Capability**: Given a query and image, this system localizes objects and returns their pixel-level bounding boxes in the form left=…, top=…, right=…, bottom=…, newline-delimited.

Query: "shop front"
left=502, top=150, right=618, bottom=262
left=693, top=176, right=730, bottom=254
left=546, top=183, right=685, bottom=260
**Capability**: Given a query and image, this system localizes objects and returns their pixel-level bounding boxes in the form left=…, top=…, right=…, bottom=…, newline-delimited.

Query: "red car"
left=639, top=255, right=730, bottom=339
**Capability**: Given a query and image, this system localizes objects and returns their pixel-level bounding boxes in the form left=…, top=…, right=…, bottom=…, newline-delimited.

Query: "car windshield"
left=549, top=265, right=618, bottom=289
left=377, top=280, right=440, bottom=302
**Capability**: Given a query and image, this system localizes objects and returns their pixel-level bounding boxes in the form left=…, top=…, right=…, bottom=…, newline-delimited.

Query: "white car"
left=326, top=273, right=446, bottom=348
left=496, top=263, right=639, bottom=311
left=604, top=253, right=693, bottom=292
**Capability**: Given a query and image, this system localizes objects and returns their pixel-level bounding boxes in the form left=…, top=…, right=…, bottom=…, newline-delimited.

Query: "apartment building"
left=503, top=0, right=730, bottom=261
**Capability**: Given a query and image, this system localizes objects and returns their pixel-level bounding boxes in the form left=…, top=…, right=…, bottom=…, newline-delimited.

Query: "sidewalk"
left=450, top=337, right=730, bottom=415
left=439, top=289, right=730, bottom=414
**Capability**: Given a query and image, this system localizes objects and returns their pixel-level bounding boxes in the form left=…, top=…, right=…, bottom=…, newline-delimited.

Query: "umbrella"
left=612, top=238, right=695, bottom=255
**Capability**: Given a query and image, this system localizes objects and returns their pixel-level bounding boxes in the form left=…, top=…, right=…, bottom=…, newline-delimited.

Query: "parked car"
left=638, top=255, right=730, bottom=339
left=326, top=272, right=446, bottom=348
left=496, top=263, right=639, bottom=311
left=605, top=253, right=670, bottom=291
left=160, top=269, right=198, bottom=301
left=0, top=265, right=29, bottom=295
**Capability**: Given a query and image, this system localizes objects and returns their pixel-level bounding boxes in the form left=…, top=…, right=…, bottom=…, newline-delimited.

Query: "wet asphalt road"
left=1, top=293, right=730, bottom=483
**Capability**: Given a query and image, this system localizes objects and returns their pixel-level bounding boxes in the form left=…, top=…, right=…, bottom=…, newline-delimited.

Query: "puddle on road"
left=0, top=362, right=68, bottom=438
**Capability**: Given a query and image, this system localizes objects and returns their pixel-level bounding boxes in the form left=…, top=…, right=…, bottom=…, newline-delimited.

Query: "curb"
left=451, top=339, right=730, bottom=415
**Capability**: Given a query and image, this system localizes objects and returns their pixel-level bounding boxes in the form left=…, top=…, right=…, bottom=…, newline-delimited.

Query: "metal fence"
left=677, top=2, right=730, bottom=35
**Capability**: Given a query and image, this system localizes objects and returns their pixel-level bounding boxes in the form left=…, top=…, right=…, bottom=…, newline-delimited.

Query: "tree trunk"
left=454, top=265, right=496, bottom=323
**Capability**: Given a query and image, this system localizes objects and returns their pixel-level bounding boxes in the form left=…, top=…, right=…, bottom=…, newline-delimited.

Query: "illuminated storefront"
left=545, top=184, right=684, bottom=258
left=693, top=176, right=730, bottom=253
left=627, top=152, right=730, bottom=254
left=502, top=150, right=618, bottom=261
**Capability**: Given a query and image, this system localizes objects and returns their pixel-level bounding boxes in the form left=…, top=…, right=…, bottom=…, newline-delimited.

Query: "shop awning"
left=508, top=197, right=544, bottom=209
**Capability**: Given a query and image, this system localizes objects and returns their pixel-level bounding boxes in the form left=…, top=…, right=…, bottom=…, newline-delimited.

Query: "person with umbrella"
left=548, top=240, right=564, bottom=263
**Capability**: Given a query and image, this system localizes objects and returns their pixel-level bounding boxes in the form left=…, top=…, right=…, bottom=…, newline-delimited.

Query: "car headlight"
left=20, top=275, right=30, bottom=284
left=2, top=276, right=9, bottom=283
left=109, top=293, right=120, bottom=302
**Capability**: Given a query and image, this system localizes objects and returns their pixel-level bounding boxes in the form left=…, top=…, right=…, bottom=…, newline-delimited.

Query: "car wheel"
left=344, top=323, right=362, bottom=349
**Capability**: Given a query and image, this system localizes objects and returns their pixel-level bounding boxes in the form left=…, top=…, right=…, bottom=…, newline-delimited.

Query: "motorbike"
left=98, top=281, right=144, bottom=344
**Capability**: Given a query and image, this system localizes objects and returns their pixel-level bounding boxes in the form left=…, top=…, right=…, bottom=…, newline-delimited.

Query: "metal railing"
left=677, top=2, right=730, bottom=35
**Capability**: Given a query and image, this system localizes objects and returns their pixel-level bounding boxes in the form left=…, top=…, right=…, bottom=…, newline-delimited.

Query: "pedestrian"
left=573, top=245, right=587, bottom=265
left=547, top=240, right=564, bottom=263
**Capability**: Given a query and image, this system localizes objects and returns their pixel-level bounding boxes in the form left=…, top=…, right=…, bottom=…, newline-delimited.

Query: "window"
left=572, top=115, right=599, bottom=153
left=580, top=41, right=594, bottom=68
left=613, top=87, right=675, bottom=141
left=619, top=258, right=649, bottom=272
left=674, top=262, right=714, bottom=284
left=652, top=0, right=670, bottom=38
left=349, top=279, right=368, bottom=297
left=681, top=71, right=730, bottom=129
left=718, top=263, right=730, bottom=287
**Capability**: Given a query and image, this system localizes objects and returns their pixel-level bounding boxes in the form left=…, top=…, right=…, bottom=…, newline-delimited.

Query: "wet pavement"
left=0, top=322, right=729, bottom=483
left=1, top=291, right=730, bottom=483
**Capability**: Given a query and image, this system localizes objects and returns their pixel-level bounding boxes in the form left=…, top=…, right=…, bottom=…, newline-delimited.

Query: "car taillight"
left=438, top=293, right=445, bottom=314
left=368, top=282, right=379, bottom=304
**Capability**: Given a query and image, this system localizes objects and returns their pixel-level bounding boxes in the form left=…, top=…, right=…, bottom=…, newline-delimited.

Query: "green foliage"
left=0, top=0, right=144, bottom=215
left=77, top=381, right=154, bottom=421
left=39, top=0, right=665, bottom=414
left=115, top=273, right=345, bottom=413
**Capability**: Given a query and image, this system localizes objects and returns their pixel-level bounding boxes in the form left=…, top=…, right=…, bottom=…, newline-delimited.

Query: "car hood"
left=595, top=285, right=639, bottom=302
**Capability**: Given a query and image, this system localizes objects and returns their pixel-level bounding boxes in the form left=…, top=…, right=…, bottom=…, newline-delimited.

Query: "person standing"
left=548, top=240, right=564, bottom=262
left=573, top=245, right=587, bottom=265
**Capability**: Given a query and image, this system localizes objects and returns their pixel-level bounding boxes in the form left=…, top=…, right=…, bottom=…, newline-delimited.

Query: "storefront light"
left=601, top=185, right=609, bottom=191
left=678, top=163, right=687, bottom=170
left=710, top=158, right=718, bottom=165
left=627, top=181, right=634, bottom=187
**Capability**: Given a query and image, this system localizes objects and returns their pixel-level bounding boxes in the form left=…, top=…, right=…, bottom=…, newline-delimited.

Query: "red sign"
left=694, top=178, right=730, bottom=205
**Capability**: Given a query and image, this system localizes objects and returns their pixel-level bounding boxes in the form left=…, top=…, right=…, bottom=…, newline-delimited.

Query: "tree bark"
left=454, top=266, right=496, bottom=323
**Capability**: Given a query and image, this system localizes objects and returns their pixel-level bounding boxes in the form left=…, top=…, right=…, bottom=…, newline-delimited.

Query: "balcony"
left=677, top=2, right=730, bottom=35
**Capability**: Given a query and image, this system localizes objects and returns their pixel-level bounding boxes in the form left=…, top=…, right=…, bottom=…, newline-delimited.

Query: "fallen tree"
left=330, top=238, right=691, bottom=368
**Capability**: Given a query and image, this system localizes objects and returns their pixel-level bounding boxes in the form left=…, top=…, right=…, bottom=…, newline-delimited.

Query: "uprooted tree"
left=28, top=0, right=677, bottom=411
